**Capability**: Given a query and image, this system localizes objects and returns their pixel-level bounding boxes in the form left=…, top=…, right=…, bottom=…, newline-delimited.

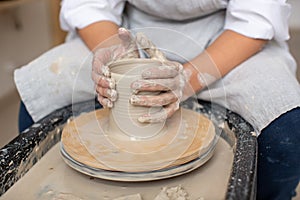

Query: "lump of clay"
left=113, top=194, right=142, bottom=200
left=154, top=185, right=189, bottom=200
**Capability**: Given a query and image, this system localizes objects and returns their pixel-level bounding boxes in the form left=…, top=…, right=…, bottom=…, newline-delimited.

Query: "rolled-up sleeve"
left=60, top=0, right=125, bottom=32
left=224, top=0, right=291, bottom=41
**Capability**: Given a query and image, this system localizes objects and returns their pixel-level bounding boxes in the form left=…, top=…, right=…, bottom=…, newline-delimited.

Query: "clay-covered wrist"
left=183, top=51, right=220, bottom=96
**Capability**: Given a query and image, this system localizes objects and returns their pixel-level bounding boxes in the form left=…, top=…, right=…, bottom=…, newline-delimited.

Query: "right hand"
left=92, top=28, right=139, bottom=108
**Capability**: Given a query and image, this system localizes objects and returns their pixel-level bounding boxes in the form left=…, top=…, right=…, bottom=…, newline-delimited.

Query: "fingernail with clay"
left=102, top=98, right=113, bottom=108
left=138, top=115, right=150, bottom=123
left=101, top=99, right=108, bottom=108
left=142, top=70, right=152, bottom=78
left=107, top=100, right=113, bottom=108
left=108, top=89, right=117, bottom=101
left=108, top=78, right=115, bottom=89
left=131, top=81, right=142, bottom=90
left=102, top=65, right=110, bottom=77
left=129, top=95, right=140, bottom=104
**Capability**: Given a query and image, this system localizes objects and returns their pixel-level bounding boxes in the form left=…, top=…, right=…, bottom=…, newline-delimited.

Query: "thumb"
left=118, top=27, right=139, bottom=58
left=118, top=27, right=133, bottom=48
left=135, top=32, right=166, bottom=61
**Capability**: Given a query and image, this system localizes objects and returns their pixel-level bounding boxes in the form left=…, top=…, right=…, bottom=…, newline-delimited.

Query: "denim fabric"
left=257, top=107, right=300, bottom=200
left=18, top=101, right=34, bottom=133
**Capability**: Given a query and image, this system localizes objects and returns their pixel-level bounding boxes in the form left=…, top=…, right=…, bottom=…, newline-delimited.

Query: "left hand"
left=92, top=28, right=139, bottom=108
left=129, top=33, right=189, bottom=123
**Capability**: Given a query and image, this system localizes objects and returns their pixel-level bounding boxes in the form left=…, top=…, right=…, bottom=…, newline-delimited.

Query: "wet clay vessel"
left=108, top=59, right=166, bottom=140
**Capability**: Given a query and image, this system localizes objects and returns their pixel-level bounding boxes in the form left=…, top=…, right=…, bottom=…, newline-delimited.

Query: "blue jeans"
left=18, top=102, right=300, bottom=199
left=18, top=101, right=34, bottom=133
left=257, top=107, right=300, bottom=200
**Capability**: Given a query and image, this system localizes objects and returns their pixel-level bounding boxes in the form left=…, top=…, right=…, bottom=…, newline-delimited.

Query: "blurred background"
left=0, top=0, right=65, bottom=146
left=0, top=0, right=299, bottom=146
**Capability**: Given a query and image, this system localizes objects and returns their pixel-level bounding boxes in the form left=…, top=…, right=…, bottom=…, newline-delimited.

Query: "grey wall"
left=0, top=0, right=52, bottom=100
left=289, top=0, right=300, bottom=29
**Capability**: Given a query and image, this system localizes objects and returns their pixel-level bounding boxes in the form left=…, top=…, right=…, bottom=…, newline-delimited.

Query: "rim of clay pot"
left=109, top=58, right=163, bottom=68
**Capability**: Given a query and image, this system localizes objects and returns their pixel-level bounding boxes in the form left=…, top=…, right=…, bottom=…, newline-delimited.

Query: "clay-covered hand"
left=129, top=32, right=190, bottom=123
left=130, top=61, right=188, bottom=123
left=92, top=28, right=139, bottom=108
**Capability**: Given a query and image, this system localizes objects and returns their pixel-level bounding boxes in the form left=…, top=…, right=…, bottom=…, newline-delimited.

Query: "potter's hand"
left=130, top=60, right=189, bottom=123
left=129, top=32, right=190, bottom=123
left=92, top=28, right=139, bottom=108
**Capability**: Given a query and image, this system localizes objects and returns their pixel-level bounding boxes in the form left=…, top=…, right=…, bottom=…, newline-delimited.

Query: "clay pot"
left=108, top=58, right=167, bottom=140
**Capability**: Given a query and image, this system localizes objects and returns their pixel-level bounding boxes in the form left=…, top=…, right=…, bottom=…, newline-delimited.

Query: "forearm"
left=77, top=21, right=120, bottom=51
left=184, top=30, right=267, bottom=93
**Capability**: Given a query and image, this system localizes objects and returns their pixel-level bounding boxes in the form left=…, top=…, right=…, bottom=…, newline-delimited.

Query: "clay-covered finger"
left=97, top=95, right=113, bottom=108
left=92, top=71, right=109, bottom=87
left=96, top=87, right=118, bottom=101
left=93, top=49, right=113, bottom=74
left=92, top=71, right=115, bottom=89
left=141, top=64, right=181, bottom=79
left=130, top=92, right=178, bottom=107
left=135, top=32, right=166, bottom=61
left=118, top=28, right=140, bottom=59
left=137, top=101, right=180, bottom=123
left=131, top=78, right=179, bottom=92
left=118, top=28, right=133, bottom=48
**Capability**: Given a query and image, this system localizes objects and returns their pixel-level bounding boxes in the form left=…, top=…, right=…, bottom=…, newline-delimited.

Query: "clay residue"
left=154, top=185, right=189, bottom=200
left=113, top=194, right=142, bottom=200
left=49, top=57, right=63, bottom=75
left=39, top=188, right=83, bottom=200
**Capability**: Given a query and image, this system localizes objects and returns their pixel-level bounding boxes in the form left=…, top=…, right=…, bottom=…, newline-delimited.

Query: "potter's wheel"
left=60, top=108, right=217, bottom=181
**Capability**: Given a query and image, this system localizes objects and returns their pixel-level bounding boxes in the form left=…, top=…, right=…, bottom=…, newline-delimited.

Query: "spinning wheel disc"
left=60, top=108, right=216, bottom=181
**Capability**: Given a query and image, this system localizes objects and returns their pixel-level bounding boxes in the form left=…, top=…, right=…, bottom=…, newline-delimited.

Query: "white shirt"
left=60, top=0, right=291, bottom=41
